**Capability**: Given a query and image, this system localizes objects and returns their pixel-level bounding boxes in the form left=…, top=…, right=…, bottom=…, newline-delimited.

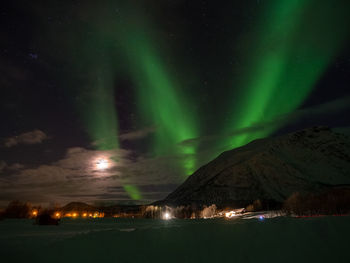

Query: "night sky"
left=1, top=0, right=350, bottom=207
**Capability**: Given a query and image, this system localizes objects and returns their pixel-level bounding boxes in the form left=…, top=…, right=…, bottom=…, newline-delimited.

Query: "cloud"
left=0, top=146, right=151, bottom=206
left=4, top=129, right=48, bottom=147
left=118, top=155, right=185, bottom=184
left=0, top=161, right=25, bottom=176
left=119, top=126, right=156, bottom=141
left=0, top=143, right=191, bottom=206
left=7, top=163, right=25, bottom=171
left=0, top=161, right=7, bottom=173
left=90, top=126, right=156, bottom=147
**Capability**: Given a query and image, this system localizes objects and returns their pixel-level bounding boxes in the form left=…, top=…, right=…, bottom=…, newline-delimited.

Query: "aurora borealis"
left=223, top=0, right=350, bottom=149
left=117, top=10, right=198, bottom=177
left=1, top=0, right=350, bottom=205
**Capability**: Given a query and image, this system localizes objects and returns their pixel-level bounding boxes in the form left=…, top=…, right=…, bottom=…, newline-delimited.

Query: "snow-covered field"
left=1, top=216, right=349, bottom=263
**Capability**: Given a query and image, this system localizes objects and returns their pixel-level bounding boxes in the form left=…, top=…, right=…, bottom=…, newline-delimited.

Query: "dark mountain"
left=158, top=127, right=350, bottom=207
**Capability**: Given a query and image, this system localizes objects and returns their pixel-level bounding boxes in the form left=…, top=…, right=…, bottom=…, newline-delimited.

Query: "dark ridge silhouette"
left=157, top=127, right=350, bottom=208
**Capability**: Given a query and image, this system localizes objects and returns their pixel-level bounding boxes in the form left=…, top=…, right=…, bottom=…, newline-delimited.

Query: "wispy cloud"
left=119, top=126, right=156, bottom=141
left=3, top=129, right=48, bottom=147
left=0, top=161, right=6, bottom=173
left=0, top=145, right=182, bottom=206
left=0, top=161, right=24, bottom=173
left=90, top=126, right=156, bottom=148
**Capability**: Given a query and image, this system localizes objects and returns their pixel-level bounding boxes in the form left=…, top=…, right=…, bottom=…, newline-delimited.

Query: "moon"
left=96, top=158, right=109, bottom=170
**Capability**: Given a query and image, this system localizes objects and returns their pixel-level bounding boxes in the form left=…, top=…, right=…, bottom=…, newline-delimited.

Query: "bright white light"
left=96, top=158, right=109, bottom=170
left=225, top=211, right=236, bottom=218
left=163, top=212, right=171, bottom=220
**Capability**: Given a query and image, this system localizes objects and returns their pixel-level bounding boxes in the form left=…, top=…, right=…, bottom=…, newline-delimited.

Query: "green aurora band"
left=71, top=6, right=198, bottom=200
left=224, top=0, right=349, bottom=149
left=116, top=12, right=198, bottom=177
left=80, top=69, right=119, bottom=151
left=65, top=1, right=349, bottom=201
left=75, top=66, right=143, bottom=199
left=70, top=24, right=141, bottom=199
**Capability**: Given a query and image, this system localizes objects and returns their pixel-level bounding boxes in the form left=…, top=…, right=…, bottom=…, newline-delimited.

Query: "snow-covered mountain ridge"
left=161, top=126, right=350, bottom=207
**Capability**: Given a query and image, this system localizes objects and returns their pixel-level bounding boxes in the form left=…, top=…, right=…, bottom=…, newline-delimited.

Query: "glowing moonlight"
left=96, top=158, right=109, bottom=170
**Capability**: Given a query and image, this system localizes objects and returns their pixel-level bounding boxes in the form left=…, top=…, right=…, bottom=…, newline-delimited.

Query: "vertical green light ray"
left=79, top=67, right=143, bottom=200
left=123, top=185, right=142, bottom=200
left=69, top=24, right=143, bottom=200
left=225, top=0, right=349, bottom=149
left=116, top=13, right=198, bottom=177
left=80, top=69, right=119, bottom=151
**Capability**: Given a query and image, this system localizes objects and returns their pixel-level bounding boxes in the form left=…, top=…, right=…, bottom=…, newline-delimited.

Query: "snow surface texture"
left=0, top=216, right=350, bottom=263
left=163, top=127, right=350, bottom=205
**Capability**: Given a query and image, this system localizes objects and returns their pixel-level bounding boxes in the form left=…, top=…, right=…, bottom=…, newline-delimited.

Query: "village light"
left=55, top=212, right=60, bottom=218
left=32, top=210, right=38, bottom=216
left=225, top=211, right=236, bottom=218
left=163, top=212, right=171, bottom=220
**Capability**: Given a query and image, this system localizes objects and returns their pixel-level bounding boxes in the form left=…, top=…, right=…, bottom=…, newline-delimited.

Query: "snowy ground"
left=0, top=215, right=349, bottom=263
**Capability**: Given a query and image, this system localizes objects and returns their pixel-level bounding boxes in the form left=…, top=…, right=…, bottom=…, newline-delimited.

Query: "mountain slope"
left=160, top=127, right=350, bottom=207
